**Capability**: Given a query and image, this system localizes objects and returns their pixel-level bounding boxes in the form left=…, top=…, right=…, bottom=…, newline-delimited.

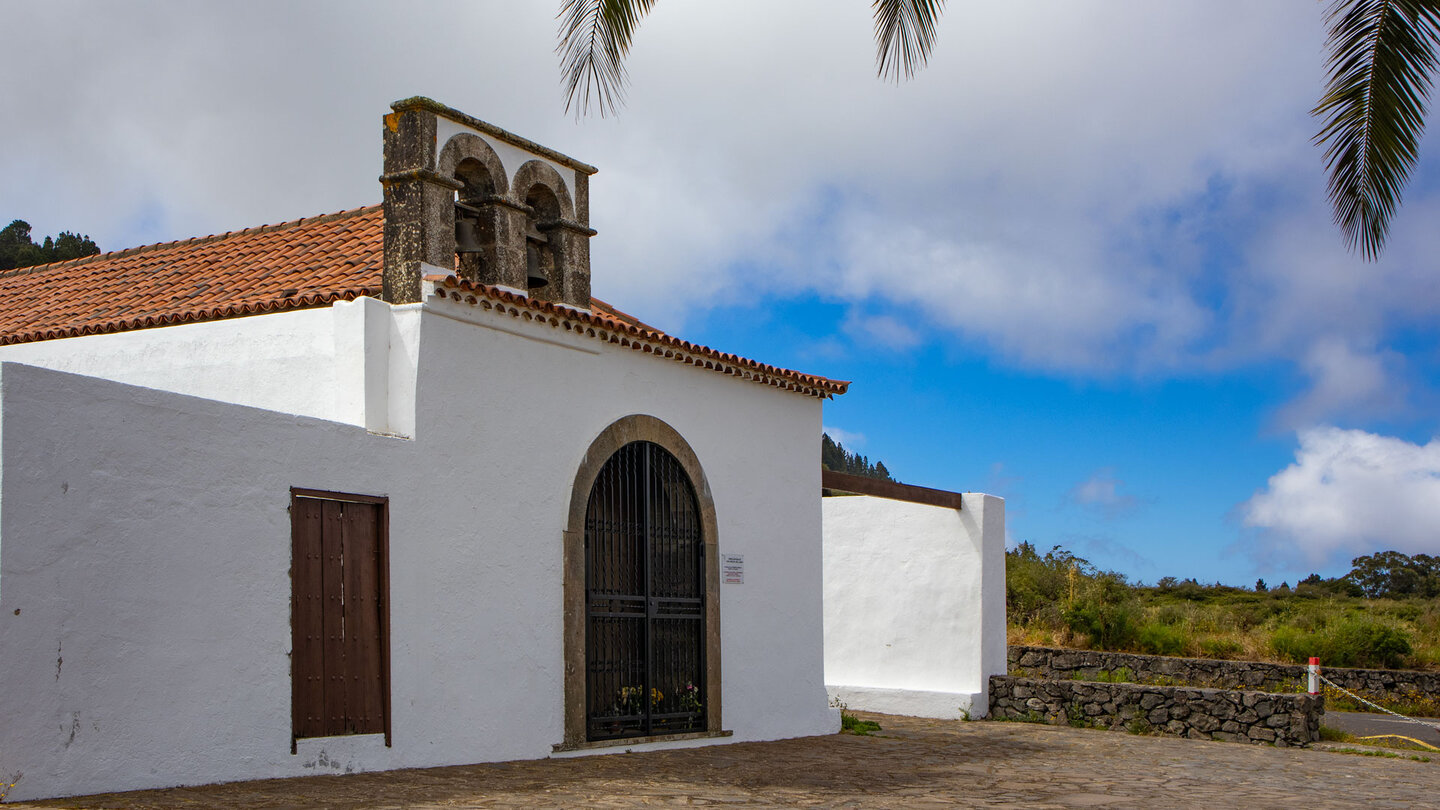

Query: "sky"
left=3, top=1, right=1439, bottom=587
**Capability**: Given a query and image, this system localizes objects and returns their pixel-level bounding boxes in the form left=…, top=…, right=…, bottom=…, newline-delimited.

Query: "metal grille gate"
left=584, top=441, right=705, bottom=740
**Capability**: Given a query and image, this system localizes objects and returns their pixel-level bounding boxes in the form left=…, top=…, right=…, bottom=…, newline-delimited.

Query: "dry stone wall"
left=989, top=675, right=1323, bottom=747
left=1010, top=645, right=1440, bottom=699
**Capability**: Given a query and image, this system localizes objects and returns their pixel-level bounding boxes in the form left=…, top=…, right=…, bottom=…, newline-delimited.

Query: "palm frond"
left=874, top=0, right=946, bottom=82
left=1313, top=0, right=1440, bottom=261
left=557, top=0, right=658, bottom=117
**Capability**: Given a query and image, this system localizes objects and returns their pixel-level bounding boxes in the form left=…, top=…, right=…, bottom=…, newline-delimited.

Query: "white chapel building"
left=0, top=97, right=1006, bottom=801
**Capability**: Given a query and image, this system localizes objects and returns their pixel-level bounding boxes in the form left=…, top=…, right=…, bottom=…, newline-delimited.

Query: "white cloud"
left=1276, top=338, right=1408, bottom=429
left=1242, top=427, right=1440, bottom=567
left=842, top=311, right=922, bottom=351
left=822, top=425, right=866, bottom=449
left=3, top=0, right=1438, bottom=419
left=1069, top=468, right=1139, bottom=518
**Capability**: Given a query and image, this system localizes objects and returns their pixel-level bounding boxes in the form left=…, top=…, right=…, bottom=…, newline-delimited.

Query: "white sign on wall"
left=722, top=554, right=744, bottom=585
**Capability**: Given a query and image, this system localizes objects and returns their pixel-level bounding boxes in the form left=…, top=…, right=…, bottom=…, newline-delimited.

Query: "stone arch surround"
left=512, top=159, right=576, bottom=221
left=436, top=133, right=509, bottom=196
left=560, top=414, right=723, bottom=747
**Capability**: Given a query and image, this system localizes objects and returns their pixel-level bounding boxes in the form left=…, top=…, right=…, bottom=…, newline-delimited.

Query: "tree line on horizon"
left=0, top=219, right=100, bottom=271
left=821, top=432, right=895, bottom=483
left=1155, top=549, right=1438, bottom=601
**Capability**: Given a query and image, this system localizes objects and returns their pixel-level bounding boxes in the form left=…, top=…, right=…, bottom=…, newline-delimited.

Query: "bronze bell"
left=454, top=202, right=483, bottom=254
left=525, top=222, right=550, bottom=289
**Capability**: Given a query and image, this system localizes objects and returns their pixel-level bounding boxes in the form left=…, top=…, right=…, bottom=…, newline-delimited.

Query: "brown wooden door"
left=291, top=491, right=389, bottom=743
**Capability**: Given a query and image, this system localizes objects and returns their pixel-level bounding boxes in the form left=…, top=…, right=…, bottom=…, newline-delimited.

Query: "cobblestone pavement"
left=10, top=713, right=1439, bottom=809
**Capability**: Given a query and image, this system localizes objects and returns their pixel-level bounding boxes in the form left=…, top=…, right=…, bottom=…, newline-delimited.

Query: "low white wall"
left=0, top=292, right=835, bottom=801
left=822, top=492, right=1006, bottom=719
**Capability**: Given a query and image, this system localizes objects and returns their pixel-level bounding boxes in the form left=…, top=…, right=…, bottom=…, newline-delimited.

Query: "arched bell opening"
left=523, top=184, right=561, bottom=293
left=510, top=160, right=577, bottom=300
left=452, top=157, right=499, bottom=283
left=435, top=132, right=510, bottom=285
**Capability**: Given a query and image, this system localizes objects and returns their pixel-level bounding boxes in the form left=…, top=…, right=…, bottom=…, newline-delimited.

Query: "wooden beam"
left=821, top=469, right=963, bottom=510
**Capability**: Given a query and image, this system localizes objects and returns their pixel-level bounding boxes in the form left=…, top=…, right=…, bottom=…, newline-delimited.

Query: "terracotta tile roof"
left=426, top=275, right=850, bottom=398
left=0, top=204, right=848, bottom=397
left=0, top=206, right=383, bottom=345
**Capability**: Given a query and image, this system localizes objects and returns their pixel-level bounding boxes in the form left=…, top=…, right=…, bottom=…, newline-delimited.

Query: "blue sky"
left=4, top=1, right=1440, bottom=586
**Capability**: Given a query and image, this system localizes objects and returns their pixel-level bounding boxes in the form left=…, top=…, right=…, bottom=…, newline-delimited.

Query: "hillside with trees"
left=1007, top=543, right=1439, bottom=672
left=822, top=433, right=895, bottom=482
left=0, top=219, right=100, bottom=270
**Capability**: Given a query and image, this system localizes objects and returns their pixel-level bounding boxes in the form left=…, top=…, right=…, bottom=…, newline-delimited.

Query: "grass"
left=1354, top=734, right=1440, bottom=752
left=1064, top=703, right=1110, bottom=729
left=1321, top=724, right=1439, bottom=758
left=840, top=712, right=882, bottom=736
left=1009, top=595, right=1440, bottom=670
left=1319, top=725, right=1356, bottom=743
left=1125, top=717, right=1155, bottom=735
left=1077, top=667, right=1134, bottom=684
left=1007, top=544, right=1440, bottom=671
left=1010, top=586, right=1440, bottom=673
left=831, top=698, right=882, bottom=736
left=1326, top=747, right=1432, bottom=763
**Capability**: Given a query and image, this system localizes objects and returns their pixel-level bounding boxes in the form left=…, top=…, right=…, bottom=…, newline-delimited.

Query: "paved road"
left=1327, top=710, right=1440, bottom=748
left=9, top=713, right=1438, bottom=809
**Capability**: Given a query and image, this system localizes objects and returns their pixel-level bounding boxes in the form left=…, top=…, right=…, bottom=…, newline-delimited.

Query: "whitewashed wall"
left=822, top=493, right=1007, bottom=719
left=0, top=297, right=417, bottom=436
left=0, top=294, right=834, bottom=801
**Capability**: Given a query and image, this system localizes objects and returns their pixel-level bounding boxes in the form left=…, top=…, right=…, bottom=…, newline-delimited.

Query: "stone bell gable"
left=380, top=96, right=597, bottom=309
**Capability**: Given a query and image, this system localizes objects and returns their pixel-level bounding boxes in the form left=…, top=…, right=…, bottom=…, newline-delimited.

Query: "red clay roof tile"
left=0, top=204, right=848, bottom=397
left=0, top=206, right=382, bottom=345
left=425, top=275, right=849, bottom=398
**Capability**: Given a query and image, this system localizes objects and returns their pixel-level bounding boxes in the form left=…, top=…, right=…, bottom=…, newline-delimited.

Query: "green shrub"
left=1290, top=605, right=1334, bottom=633
left=1229, top=600, right=1285, bottom=630
left=1269, top=626, right=1318, bottom=663
left=1136, top=623, right=1187, bottom=657
left=1325, top=619, right=1412, bottom=669
left=1064, top=602, right=1139, bottom=651
left=1271, top=619, right=1413, bottom=669
left=1153, top=603, right=1190, bottom=627
left=840, top=712, right=881, bottom=735
left=1389, top=603, right=1422, bottom=622
left=1199, top=637, right=1244, bottom=659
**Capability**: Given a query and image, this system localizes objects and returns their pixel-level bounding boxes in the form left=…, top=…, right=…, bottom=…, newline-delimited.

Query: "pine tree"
left=821, top=433, right=896, bottom=482
left=0, top=220, right=100, bottom=270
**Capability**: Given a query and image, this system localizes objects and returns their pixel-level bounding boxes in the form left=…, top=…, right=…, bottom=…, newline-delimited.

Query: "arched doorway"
left=583, top=441, right=704, bottom=740
left=561, top=415, right=722, bottom=748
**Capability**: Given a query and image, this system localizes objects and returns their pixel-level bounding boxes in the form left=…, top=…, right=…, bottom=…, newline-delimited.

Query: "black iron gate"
left=585, top=441, right=705, bottom=741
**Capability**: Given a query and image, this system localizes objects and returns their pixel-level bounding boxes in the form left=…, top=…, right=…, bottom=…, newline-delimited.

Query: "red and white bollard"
left=1308, top=657, right=1320, bottom=695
